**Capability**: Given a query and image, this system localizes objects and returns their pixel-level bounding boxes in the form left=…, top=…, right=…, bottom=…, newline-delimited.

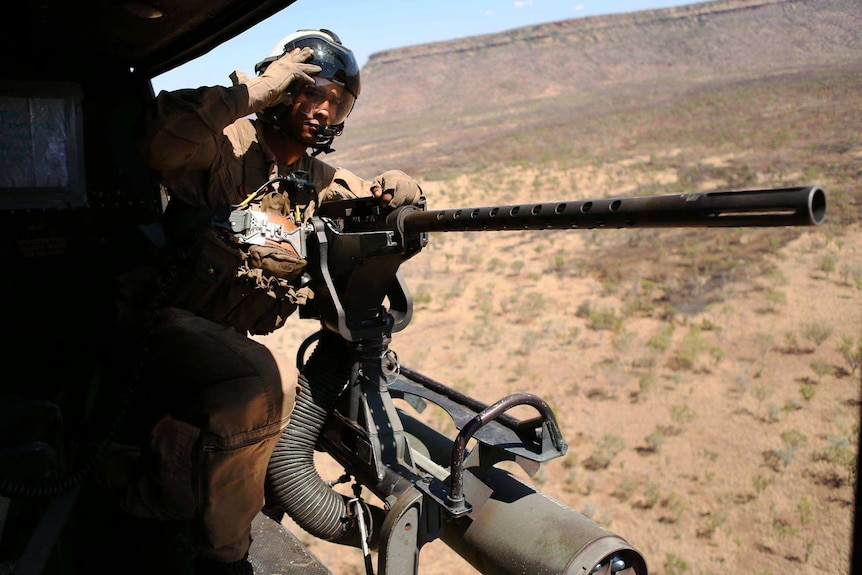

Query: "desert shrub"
left=698, top=448, right=719, bottom=462
left=647, top=324, right=675, bottom=353
left=814, top=434, right=857, bottom=482
left=801, top=321, right=834, bottom=349
left=670, top=404, right=697, bottom=427
left=664, top=553, right=689, bottom=575
left=781, top=429, right=808, bottom=451
left=643, top=427, right=666, bottom=453
left=561, top=453, right=578, bottom=469
left=837, top=335, right=862, bottom=377
left=754, top=332, right=774, bottom=377
left=841, top=266, right=862, bottom=290
left=612, top=329, right=636, bottom=354
left=773, top=517, right=799, bottom=539
left=766, top=401, right=781, bottom=422
left=575, top=299, right=592, bottom=319
left=486, top=257, right=506, bottom=271
left=838, top=262, right=860, bottom=286
left=752, top=385, right=773, bottom=405
left=764, top=289, right=787, bottom=312
left=549, top=252, right=566, bottom=272
left=641, top=482, right=661, bottom=509
left=661, top=491, right=687, bottom=524
left=797, top=496, right=814, bottom=525
left=583, top=433, right=626, bottom=470
left=752, top=474, right=774, bottom=494
left=514, top=331, right=539, bottom=356
left=783, top=330, right=803, bottom=354
left=468, top=322, right=500, bottom=348
left=611, top=477, right=641, bottom=502
left=510, top=259, right=525, bottom=275
left=638, top=371, right=656, bottom=398
left=718, top=303, right=736, bottom=327
left=764, top=269, right=789, bottom=286
left=696, top=512, right=727, bottom=539
left=445, top=277, right=466, bottom=301
left=809, top=359, right=832, bottom=384
left=588, top=306, right=623, bottom=332
left=819, top=254, right=836, bottom=277
left=476, top=293, right=494, bottom=316
left=412, top=283, right=433, bottom=305
left=622, top=288, right=657, bottom=316
left=783, top=397, right=803, bottom=412
left=512, top=291, right=546, bottom=324
left=769, top=429, right=808, bottom=470
left=669, top=326, right=709, bottom=370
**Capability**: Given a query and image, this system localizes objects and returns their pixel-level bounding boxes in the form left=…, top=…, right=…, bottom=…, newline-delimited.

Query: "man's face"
left=282, top=77, right=347, bottom=145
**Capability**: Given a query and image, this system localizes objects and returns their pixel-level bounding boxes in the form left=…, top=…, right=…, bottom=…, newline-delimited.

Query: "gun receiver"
left=269, top=185, right=826, bottom=575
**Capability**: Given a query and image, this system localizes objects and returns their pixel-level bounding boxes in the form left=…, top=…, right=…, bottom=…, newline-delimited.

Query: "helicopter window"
left=0, top=82, right=85, bottom=210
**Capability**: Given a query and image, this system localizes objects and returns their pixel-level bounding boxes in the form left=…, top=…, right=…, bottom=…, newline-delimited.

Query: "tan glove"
left=371, top=170, right=423, bottom=208
left=242, top=47, right=321, bottom=113
left=248, top=243, right=307, bottom=280
left=318, top=167, right=363, bottom=204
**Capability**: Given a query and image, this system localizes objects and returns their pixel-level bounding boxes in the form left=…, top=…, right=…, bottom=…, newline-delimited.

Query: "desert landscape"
left=256, top=1, right=861, bottom=573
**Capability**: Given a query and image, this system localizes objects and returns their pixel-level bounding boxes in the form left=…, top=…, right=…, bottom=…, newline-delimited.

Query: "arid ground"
left=257, top=107, right=861, bottom=575
left=255, top=9, right=862, bottom=573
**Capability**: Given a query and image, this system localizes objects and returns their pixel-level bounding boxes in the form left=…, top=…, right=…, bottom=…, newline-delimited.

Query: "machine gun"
left=248, top=183, right=826, bottom=575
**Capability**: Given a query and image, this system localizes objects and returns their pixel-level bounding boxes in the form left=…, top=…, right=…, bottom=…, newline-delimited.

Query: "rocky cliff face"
left=330, top=0, right=861, bottom=176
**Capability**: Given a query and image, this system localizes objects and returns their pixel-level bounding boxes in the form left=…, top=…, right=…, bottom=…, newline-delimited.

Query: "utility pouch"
left=226, top=208, right=308, bottom=281
left=167, top=228, right=304, bottom=335
left=166, top=173, right=317, bottom=335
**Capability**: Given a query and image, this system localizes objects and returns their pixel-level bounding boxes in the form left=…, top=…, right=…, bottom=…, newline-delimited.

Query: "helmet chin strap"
left=260, top=106, right=342, bottom=156
left=310, top=123, right=343, bottom=156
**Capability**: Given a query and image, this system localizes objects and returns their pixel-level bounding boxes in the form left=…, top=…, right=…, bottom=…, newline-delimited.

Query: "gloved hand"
left=243, top=47, right=321, bottom=112
left=371, top=170, right=423, bottom=208
left=248, top=243, right=307, bottom=280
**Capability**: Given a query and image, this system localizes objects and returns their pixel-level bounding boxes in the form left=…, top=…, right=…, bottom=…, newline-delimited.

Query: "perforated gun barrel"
left=400, top=186, right=826, bottom=234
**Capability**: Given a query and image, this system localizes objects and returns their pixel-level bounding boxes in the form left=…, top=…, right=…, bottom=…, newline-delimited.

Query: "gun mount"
left=262, top=185, right=825, bottom=574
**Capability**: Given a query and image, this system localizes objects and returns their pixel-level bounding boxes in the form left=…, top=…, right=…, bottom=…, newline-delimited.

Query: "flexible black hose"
left=265, top=331, right=373, bottom=547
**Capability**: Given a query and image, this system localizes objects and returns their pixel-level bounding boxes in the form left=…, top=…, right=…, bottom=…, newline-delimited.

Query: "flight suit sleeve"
left=139, top=85, right=259, bottom=174
left=319, top=167, right=373, bottom=203
left=140, top=50, right=319, bottom=176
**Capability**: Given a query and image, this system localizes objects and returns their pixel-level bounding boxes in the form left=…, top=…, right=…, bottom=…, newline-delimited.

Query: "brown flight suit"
left=104, top=83, right=371, bottom=563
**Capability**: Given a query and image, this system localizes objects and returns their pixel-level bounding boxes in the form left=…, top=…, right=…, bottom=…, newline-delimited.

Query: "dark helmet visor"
left=287, top=36, right=360, bottom=100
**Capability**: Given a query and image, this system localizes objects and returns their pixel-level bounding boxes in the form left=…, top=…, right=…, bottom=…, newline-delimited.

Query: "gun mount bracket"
left=404, top=383, right=568, bottom=517
left=391, top=368, right=568, bottom=464
left=415, top=475, right=473, bottom=518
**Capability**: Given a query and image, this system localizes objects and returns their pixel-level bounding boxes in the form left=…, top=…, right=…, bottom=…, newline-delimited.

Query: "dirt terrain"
left=257, top=169, right=860, bottom=575
left=252, top=2, right=861, bottom=573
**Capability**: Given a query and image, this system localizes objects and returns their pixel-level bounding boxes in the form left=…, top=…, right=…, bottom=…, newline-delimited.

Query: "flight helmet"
left=255, top=29, right=360, bottom=154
